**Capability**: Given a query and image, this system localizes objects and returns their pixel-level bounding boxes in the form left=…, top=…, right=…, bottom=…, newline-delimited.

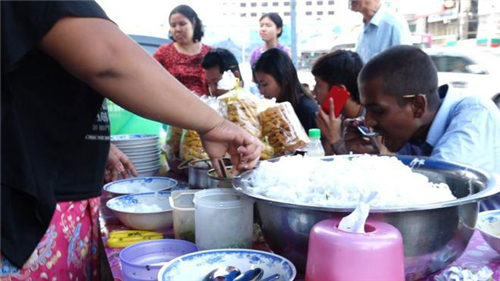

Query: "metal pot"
left=233, top=155, right=500, bottom=280
left=187, top=159, right=211, bottom=189
left=187, top=158, right=232, bottom=189
left=207, top=167, right=233, bottom=189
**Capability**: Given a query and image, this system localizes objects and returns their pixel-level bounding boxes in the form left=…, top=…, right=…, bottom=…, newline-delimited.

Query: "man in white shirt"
left=350, top=0, right=411, bottom=63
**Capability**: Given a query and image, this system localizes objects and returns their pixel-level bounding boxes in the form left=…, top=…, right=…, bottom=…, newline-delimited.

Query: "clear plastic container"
left=306, top=128, right=325, bottom=157
left=169, top=190, right=199, bottom=242
left=194, top=189, right=253, bottom=250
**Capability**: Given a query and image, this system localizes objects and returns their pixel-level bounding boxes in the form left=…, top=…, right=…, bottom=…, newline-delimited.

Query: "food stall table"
left=100, top=193, right=500, bottom=281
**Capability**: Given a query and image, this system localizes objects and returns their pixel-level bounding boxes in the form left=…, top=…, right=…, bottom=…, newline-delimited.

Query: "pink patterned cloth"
left=1, top=197, right=101, bottom=281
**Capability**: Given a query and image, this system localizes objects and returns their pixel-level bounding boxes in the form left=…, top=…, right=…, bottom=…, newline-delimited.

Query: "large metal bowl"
left=233, top=155, right=499, bottom=280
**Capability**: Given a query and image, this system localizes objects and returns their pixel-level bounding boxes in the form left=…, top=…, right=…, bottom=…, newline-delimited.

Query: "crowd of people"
left=1, top=0, right=499, bottom=280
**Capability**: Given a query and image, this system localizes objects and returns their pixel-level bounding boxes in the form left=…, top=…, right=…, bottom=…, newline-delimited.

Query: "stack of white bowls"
left=111, top=135, right=161, bottom=177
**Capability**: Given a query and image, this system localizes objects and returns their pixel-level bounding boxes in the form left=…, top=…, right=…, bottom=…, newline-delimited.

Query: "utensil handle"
left=261, top=274, right=280, bottom=281
left=218, top=158, right=228, bottom=178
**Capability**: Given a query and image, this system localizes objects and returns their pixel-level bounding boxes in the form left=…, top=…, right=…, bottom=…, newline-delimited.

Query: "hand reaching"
left=104, top=143, right=138, bottom=183
left=200, top=119, right=262, bottom=176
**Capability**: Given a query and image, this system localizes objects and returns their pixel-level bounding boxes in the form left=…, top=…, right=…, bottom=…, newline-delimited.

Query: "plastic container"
left=306, top=128, right=325, bottom=157
left=305, top=218, right=405, bottom=281
left=169, top=190, right=198, bottom=242
left=194, top=189, right=253, bottom=250
left=119, top=239, right=197, bottom=281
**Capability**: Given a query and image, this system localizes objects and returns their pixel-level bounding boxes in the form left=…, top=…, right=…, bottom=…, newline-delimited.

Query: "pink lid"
left=306, top=218, right=405, bottom=281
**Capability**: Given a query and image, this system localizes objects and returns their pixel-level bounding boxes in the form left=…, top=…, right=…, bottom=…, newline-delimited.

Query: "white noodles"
left=247, top=155, right=456, bottom=208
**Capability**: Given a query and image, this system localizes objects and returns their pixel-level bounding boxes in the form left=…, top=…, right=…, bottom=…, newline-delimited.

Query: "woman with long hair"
left=254, top=48, right=318, bottom=133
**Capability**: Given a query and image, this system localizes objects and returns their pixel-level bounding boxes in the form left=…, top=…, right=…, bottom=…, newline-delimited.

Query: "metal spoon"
left=356, top=125, right=380, bottom=154
left=261, top=274, right=280, bottom=281
left=205, top=266, right=241, bottom=281
left=357, top=125, right=378, bottom=138
left=233, top=268, right=263, bottom=281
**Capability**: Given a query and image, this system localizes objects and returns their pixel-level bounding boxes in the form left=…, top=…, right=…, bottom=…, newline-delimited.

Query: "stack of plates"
left=111, top=135, right=161, bottom=177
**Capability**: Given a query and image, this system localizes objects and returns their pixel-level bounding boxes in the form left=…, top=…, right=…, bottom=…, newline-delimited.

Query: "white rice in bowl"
left=246, top=155, right=456, bottom=208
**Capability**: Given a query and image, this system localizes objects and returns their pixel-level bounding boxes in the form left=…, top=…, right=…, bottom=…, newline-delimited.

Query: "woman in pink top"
left=154, top=5, right=211, bottom=96
left=250, top=13, right=291, bottom=67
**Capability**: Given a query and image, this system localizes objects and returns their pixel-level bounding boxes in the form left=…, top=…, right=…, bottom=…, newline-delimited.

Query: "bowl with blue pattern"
left=476, top=210, right=500, bottom=254
left=106, top=191, right=173, bottom=230
left=157, top=249, right=296, bottom=281
left=103, top=176, right=177, bottom=198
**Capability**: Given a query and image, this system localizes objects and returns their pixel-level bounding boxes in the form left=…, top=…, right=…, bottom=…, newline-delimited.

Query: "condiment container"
left=305, top=218, right=405, bottom=281
left=169, top=190, right=199, bottom=242
left=194, top=189, right=253, bottom=250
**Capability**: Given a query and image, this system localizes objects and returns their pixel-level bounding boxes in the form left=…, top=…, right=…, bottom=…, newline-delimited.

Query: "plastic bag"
left=180, top=129, right=209, bottom=161
left=179, top=96, right=225, bottom=162
left=218, top=89, right=261, bottom=138
left=259, top=136, right=274, bottom=160
left=259, top=102, right=310, bottom=156
left=165, top=126, right=183, bottom=161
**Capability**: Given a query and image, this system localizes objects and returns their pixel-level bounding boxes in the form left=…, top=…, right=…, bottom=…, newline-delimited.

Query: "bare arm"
left=38, top=17, right=262, bottom=171
left=39, top=17, right=221, bottom=133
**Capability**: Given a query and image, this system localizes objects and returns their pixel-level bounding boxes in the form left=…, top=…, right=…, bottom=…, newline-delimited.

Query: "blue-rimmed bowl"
left=106, top=191, right=173, bottom=230
left=157, top=249, right=296, bottom=281
left=103, top=177, right=177, bottom=197
left=476, top=210, right=500, bottom=254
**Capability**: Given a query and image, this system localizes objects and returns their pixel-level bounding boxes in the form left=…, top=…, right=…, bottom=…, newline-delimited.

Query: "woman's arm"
left=39, top=17, right=219, bottom=133
left=39, top=17, right=262, bottom=171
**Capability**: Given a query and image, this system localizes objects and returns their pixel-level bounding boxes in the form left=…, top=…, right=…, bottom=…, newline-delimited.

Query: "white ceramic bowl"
left=157, top=249, right=296, bottom=281
left=103, top=176, right=176, bottom=197
left=107, top=191, right=173, bottom=230
left=476, top=210, right=500, bottom=254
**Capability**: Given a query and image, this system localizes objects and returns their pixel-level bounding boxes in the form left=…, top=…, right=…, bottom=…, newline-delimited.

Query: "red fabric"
left=154, top=43, right=212, bottom=96
left=0, top=197, right=101, bottom=281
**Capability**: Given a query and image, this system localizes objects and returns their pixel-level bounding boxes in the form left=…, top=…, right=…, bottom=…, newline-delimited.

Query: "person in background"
left=343, top=45, right=500, bottom=210
left=349, top=0, right=410, bottom=63
left=250, top=13, right=291, bottom=67
left=201, top=48, right=244, bottom=97
left=154, top=4, right=211, bottom=95
left=254, top=48, right=318, bottom=133
left=1, top=1, right=262, bottom=279
left=311, top=50, right=364, bottom=155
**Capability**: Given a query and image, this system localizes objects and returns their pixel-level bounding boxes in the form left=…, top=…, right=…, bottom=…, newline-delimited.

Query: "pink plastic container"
left=305, top=218, right=405, bottom=281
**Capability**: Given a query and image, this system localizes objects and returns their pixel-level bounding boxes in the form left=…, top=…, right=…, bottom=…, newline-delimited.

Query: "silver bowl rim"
left=233, top=155, right=500, bottom=213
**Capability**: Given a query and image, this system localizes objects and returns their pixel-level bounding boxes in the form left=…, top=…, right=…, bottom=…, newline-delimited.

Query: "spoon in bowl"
left=261, top=274, right=280, bottom=281
left=205, top=266, right=241, bottom=281
left=233, top=268, right=263, bottom=281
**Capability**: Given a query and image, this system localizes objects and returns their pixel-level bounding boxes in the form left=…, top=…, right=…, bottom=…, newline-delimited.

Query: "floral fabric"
left=1, top=197, right=101, bottom=281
